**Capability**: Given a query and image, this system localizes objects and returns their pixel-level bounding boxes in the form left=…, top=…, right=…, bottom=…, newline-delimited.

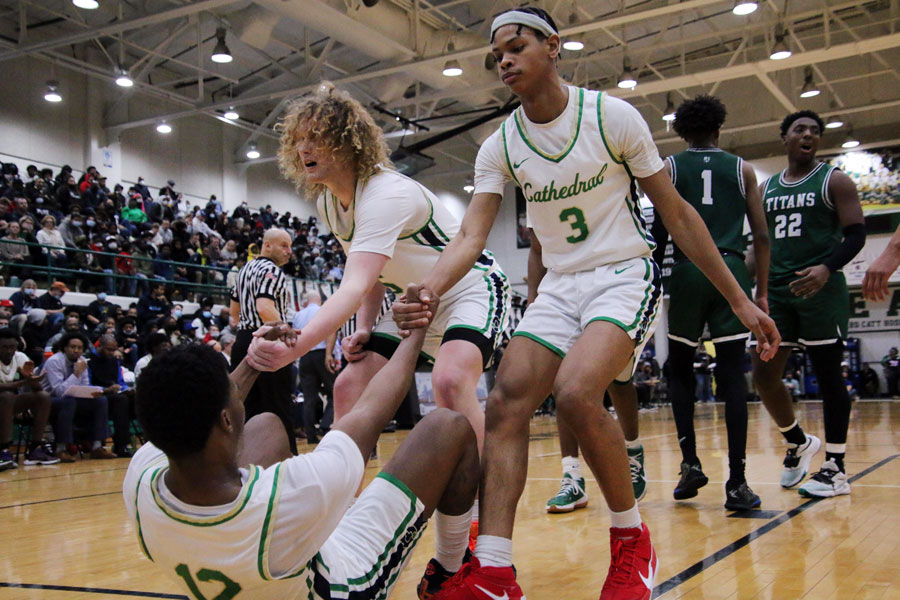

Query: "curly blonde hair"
left=277, top=82, right=393, bottom=198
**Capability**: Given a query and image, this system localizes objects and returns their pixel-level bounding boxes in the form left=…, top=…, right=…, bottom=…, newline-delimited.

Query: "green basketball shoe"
left=628, top=444, right=648, bottom=501
left=545, top=473, right=588, bottom=513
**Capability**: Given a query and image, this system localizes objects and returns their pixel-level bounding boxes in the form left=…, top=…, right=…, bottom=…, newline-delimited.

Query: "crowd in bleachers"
left=0, top=159, right=350, bottom=468
left=0, top=160, right=348, bottom=298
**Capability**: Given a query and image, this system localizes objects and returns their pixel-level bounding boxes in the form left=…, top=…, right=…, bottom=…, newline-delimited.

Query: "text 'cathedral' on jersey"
left=476, top=86, right=665, bottom=273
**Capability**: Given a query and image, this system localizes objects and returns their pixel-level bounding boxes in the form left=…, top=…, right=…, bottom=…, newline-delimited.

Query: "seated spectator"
left=88, top=334, right=133, bottom=457
left=22, top=308, right=49, bottom=365
left=782, top=371, right=801, bottom=398
left=117, top=318, right=139, bottom=370
left=152, top=218, right=173, bottom=248
left=153, top=243, right=175, bottom=281
left=190, top=296, right=215, bottom=339
left=0, top=220, right=32, bottom=277
left=36, top=215, right=68, bottom=271
left=132, top=236, right=156, bottom=295
left=86, top=291, right=116, bottom=327
left=72, top=234, right=114, bottom=294
left=56, top=174, right=82, bottom=215
left=115, top=241, right=138, bottom=296
left=189, top=212, right=221, bottom=240
left=19, top=216, right=44, bottom=266
left=219, top=331, right=235, bottom=365
left=120, top=197, right=147, bottom=237
left=0, top=328, right=58, bottom=468
left=37, top=281, right=67, bottom=329
left=92, top=316, right=117, bottom=343
left=0, top=300, right=13, bottom=324
left=9, top=279, right=38, bottom=315
left=861, top=362, right=879, bottom=398
left=57, top=207, right=84, bottom=247
left=39, top=332, right=117, bottom=462
left=44, top=315, right=83, bottom=353
left=137, top=283, right=170, bottom=330
left=133, top=332, right=171, bottom=379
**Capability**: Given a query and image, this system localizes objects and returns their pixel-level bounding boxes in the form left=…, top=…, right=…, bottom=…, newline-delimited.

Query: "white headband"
left=490, top=11, right=558, bottom=40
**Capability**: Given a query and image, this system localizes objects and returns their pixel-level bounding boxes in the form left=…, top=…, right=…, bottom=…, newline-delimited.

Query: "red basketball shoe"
left=432, top=556, right=524, bottom=600
left=599, top=523, right=658, bottom=600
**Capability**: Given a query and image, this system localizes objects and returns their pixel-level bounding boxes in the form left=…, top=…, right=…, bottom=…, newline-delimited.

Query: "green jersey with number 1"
left=762, top=162, right=841, bottom=285
left=666, top=148, right=747, bottom=262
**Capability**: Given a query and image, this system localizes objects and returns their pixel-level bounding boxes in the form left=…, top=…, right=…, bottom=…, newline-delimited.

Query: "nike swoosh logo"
left=639, top=550, right=657, bottom=591
left=614, top=265, right=634, bottom=274
left=475, top=585, right=510, bottom=600
left=513, top=158, right=530, bottom=169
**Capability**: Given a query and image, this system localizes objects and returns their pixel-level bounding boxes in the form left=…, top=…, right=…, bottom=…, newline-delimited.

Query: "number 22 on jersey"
left=774, top=213, right=802, bottom=239
left=175, top=563, right=242, bottom=600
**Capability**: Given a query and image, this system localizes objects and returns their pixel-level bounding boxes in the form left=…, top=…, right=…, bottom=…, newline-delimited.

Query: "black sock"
left=668, top=339, right=699, bottom=465
left=716, top=340, right=749, bottom=485
left=825, top=452, right=845, bottom=472
left=0, top=441, right=10, bottom=451
left=781, top=423, right=807, bottom=446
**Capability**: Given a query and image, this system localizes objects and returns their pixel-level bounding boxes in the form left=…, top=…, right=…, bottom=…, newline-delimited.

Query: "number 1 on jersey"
left=559, top=207, right=589, bottom=243
left=701, top=169, right=714, bottom=205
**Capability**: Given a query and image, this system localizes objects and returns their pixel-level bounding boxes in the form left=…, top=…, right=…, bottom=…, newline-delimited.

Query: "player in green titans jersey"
left=654, top=95, right=769, bottom=510
left=752, top=110, right=865, bottom=498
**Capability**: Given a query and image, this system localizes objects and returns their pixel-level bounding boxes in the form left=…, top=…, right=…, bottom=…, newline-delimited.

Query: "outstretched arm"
left=333, top=288, right=437, bottom=460
left=864, top=225, right=900, bottom=301
left=230, top=323, right=297, bottom=402
left=640, top=169, right=781, bottom=360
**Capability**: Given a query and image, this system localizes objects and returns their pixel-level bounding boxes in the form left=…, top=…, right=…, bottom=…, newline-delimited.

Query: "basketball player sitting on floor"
left=123, top=302, right=480, bottom=600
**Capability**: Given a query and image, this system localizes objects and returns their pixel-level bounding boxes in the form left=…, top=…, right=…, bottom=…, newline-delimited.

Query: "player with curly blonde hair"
left=253, top=82, right=510, bottom=594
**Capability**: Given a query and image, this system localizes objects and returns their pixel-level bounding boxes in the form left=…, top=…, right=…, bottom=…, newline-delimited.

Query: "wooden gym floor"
left=1, top=400, right=899, bottom=599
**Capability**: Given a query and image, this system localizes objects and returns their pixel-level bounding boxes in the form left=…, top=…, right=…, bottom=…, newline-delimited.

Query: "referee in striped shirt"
left=229, top=229, right=298, bottom=453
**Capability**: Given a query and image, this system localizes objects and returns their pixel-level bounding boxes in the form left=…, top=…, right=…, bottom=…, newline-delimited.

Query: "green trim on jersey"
left=763, top=162, right=840, bottom=284
left=149, top=464, right=262, bottom=528
left=596, top=92, right=624, bottom=165
left=134, top=464, right=159, bottom=562
left=500, top=126, right=523, bottom=188
left=586, top=258, right=655, bottom=333
left=322, top=190, right=356, bottom=242
left=257, top=463, right=284, bottom=580
left=513, top=88, right=584, bottom=163
left=511, top=331, right=565, bottom=358
left=620, top=162, right=655, bottom=252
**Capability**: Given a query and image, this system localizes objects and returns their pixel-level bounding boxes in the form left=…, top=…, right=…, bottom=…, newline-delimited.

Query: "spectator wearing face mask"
left=9, top=279, right=38, bottom=315
left=116, top=317, right=139, bottom=370
left=120, top=198, right=147, bottom=238
left=56, top=174, right=83, bottom=215
left=58, top=208, right=84, bottom=247
left=86, top=291, right=116, bottom=327
left=190, top=296, right=215, bottom=340
left=134, top=177, right=151, bottom=203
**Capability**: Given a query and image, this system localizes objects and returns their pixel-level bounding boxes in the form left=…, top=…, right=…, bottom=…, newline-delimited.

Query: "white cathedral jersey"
left=484, top=86, right=664, bottom=273
left=318, top=167, right=501, bottom=297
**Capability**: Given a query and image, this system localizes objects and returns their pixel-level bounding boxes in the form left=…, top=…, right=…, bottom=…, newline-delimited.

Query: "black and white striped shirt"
left=337, top=290, right=395, bottom=341
left=232, top=257, right=290, bottom=330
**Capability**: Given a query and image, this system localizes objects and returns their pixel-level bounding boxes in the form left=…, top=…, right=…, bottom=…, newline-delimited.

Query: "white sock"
left=472, top=499, right=479, bottom=521
left=825, top=443, right=847, bottom=454
left=609, top=501, right=642, bottom=530
left=434, top=509, right=473, bottom=572
left=625, top=438, right=642, bottom=450
left=474, top=535, right=512, bottom=568
left=92, top=440, right=101, bottom=450
left=562, top=456, right=581, bottom=480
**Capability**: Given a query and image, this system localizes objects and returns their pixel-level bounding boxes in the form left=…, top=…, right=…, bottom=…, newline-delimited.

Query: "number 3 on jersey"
left=774, top=213, right=802, bottom=239
left=559, top=207, right=588, bottom=243
left=175, top=563, right=242, bottom=600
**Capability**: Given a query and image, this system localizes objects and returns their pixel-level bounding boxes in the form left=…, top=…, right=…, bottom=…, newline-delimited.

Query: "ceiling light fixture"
left=662, top=93, right=676, bottom=121
left=825, top=116, right=844, bottom=129
left=732, top=1, right=758, bottom=16
left=246, top=143, right=260, bottom=159
left=769, top=24, right=792, bottom=60
left=442, top=42, right=462, bottom=77
left=463, top=183, right=475, bottom=193
left=156, top=121, right=172, bottom=134
left=115, top=68, right=133, bottom=88
left=563, top=40, right=584, bottom=51
left=842, top=132, right=860, bottom=149
left=44, top=81, right=62, bottom=103
left=72, top=0, right=99, bottom=9
left=799, top=66, right=820, bottom=98
left=211, top=27, right=233, bottom=64
left=617, top=56, right=637, bottom=89
left=223, top=106, right=239, bottom=120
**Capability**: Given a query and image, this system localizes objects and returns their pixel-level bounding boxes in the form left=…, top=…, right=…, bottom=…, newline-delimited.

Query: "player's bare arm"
left=863, top=225, right=900, bottom=301
left=232, top=322, right=297, bottom=402
left=248, top=251, right=387, bottom=370
left=640, top=168, right=781, bottom=360
left=789, top=169, right=864, bottom=300
left=526, top=228, right=546, bottom=304
left=335, top=287, right=438, bottom=459
left=393, top=192, right=502, bottom=332
left=744, top=163, right=770, bottom=313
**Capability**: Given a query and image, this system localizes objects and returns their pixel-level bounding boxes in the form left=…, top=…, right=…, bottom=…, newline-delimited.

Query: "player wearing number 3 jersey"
left=391, top=7, right=780, bottom=600
left=751, top=110, right=865, bottom=500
